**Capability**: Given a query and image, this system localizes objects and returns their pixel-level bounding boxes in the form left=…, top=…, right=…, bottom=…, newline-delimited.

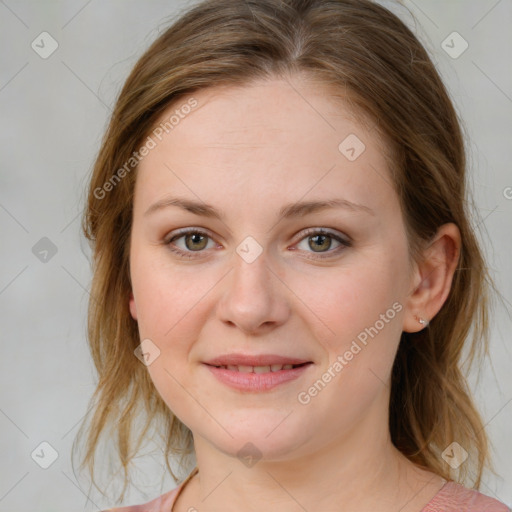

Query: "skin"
left=128, top=75, right=461, bottom=512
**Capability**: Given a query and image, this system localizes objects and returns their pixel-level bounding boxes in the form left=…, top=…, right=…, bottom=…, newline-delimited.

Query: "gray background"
left=0, top=1, right=511, bottom=511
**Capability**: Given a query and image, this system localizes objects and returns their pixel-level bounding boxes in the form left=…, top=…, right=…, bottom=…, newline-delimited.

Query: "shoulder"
left=99, top=486, right=180, bottom=512
left=423, top=481, right=510, bottom=512
left=99, top=466, right=199, bottom=512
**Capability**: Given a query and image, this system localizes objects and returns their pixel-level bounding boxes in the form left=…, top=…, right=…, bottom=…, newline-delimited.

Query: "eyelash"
left=164, top=227, right=351, bottom=260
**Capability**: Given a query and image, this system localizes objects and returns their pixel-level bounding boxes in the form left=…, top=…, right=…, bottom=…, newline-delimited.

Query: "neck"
left=178, top=395, right=443, bottom=512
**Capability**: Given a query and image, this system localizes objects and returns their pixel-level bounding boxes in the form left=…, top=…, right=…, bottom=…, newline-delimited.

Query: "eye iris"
left=309, top=234, right=331, bottom=252
left=185, top=233, right=208, bottom=251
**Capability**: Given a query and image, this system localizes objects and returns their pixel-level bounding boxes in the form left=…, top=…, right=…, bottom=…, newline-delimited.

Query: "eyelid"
left=293, top=227, right=351, bottom=246
left=166, top=226, right=216, bottom=242
left=165, top=226, right=351, bottom=260
left=164, top=227, right=220, bottom=253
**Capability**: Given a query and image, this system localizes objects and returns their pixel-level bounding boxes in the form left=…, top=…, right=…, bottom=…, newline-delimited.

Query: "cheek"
left=130, top=251, right=217, bottom=387
left=131, top=249, right=201, bottom=338
left=291, top=252, right=404, bottom=346
left=131, top=256, right=209, bottom=421
left=292, top=252, right=405, bottom=401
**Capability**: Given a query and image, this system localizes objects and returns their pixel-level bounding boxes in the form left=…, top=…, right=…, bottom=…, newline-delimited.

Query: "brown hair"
left=74, top=0, right=502, bottom=501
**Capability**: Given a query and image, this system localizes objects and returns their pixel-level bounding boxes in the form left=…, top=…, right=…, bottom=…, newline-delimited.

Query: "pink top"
left=102, top=467, right=510, bottom=512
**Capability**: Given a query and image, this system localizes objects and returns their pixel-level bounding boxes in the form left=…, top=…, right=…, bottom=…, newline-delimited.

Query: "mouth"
left=205, top=362, right=311, bottom=373
left=202, top=360, right=314, bottom=392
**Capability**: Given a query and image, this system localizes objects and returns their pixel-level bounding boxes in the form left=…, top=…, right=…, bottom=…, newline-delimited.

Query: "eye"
left=165, top=228, right=217, bottom=259
left=164, top=227, right=351, bottom=260
left=293, top=228, right=351, bottom=260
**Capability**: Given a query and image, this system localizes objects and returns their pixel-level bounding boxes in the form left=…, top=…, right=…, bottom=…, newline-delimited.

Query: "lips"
left=202, top=354, right=314, bottom=391
left=204, top=354, right=312, bottom=367
left=204, top=362, right=313, bottom=392
left=211, top=363, right=306, bottom=373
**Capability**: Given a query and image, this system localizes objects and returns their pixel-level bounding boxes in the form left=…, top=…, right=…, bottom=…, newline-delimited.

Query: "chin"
left=198, top=417, right=314, bottom=462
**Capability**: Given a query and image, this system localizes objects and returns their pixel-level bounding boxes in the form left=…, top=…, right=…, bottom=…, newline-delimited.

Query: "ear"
left=129, top=291, right=138, bottom=320
left=402, top=223, right=461, bottom=333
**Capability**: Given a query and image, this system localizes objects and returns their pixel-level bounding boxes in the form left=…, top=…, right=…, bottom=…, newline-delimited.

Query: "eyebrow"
left=144, top=195, right=375, bottom=220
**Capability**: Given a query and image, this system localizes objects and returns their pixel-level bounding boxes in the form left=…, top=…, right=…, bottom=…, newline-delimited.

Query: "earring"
left=415, top=315, right=429, bottom=328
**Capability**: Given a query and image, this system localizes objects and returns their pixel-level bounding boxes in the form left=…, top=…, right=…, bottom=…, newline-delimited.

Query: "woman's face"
left=128, top=77, right=419, bottom=461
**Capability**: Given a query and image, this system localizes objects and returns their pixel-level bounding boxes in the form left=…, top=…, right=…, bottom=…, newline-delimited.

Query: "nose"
left=216, top=247, right=290, bottom=335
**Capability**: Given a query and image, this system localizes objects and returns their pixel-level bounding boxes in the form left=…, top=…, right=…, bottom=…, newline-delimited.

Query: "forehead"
left=150, top=78, right=374, bottom=150
left=134, top=78, right=397, bottom=218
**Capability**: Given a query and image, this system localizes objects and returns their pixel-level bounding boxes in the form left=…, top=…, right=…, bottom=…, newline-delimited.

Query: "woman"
left=75, top=0, right=510, bottom=510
